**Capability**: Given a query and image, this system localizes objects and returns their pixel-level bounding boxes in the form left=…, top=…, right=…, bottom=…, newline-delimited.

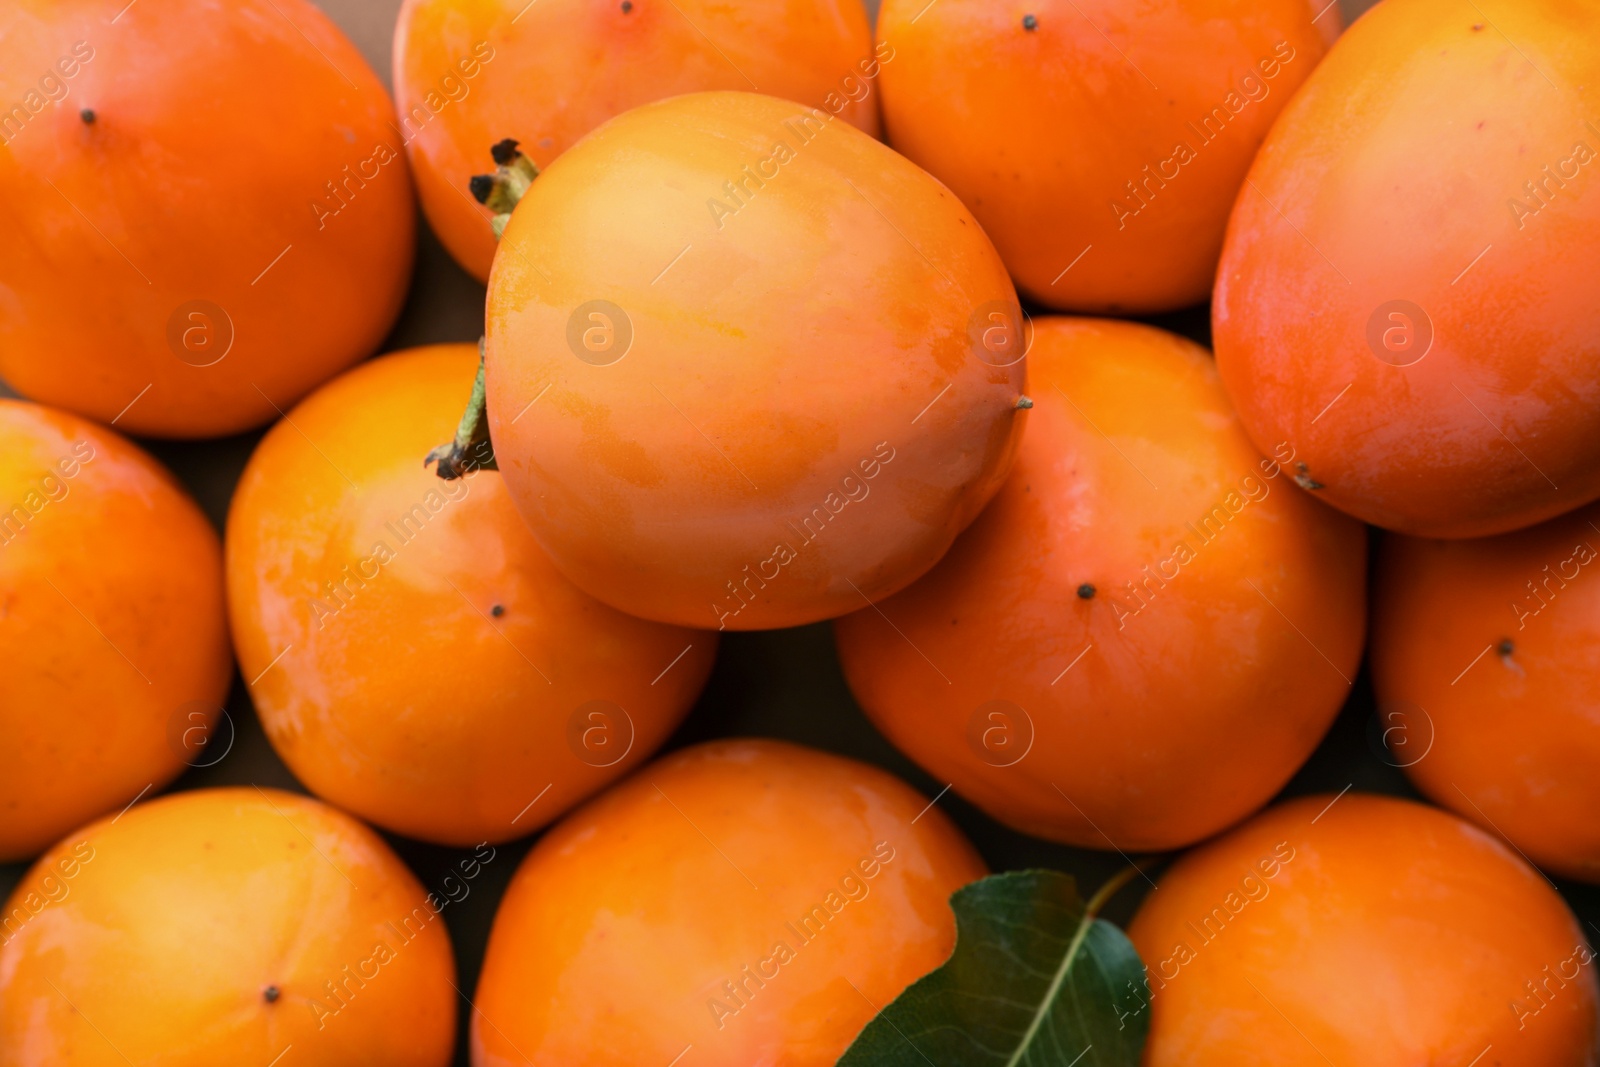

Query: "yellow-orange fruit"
left=472, top=739, right=987, bottom=1066
left=836, top=319, right=1366, bottom=851
left=485, top=90, right=1027, bottom=630
left=1129, top=794, right=1598, bottom=1064
left=1372, top=501, right=1600, bottom=883
left=0, top=399, right=230, bottom=863
left=0, top=788, right=457, bottom=1066
left=226, top=345, right=717, bottom=846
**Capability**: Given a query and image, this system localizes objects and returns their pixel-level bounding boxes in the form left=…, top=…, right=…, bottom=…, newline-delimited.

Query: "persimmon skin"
left=1372, top=503, right=1600, bottom=883
left=486, top=90, right=1027, bottom=631
left=394, top=0, right=881, bottom=281
left=0, top=788, right=456, bottom=1067
left=472, top=739, right=986, bottom=1067
left=0, top=400, right=230, bottom=863
left=1128, top=795, right=1599, bottom=1064
left=0, top=0, right=413, bottom=438
left=225, top=345, right=716, bottom=846
left=1214, top=0, right=1600, bottom=537
left=875, top=0, right=1333, bottom=314
left=834, top=319, right=1366, bottom=851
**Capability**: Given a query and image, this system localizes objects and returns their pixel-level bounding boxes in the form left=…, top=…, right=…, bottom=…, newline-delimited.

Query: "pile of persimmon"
left=3, top=0, right=1599, bottom=1064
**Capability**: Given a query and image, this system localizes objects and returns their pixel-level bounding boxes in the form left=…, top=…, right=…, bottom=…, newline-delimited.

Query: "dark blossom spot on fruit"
left=491, top=604, right=506, bottom=617
left=1022, top=13, right=1038, bottom=30
left=1472, top=22, right=1484, bottom=31
left=622, top=0, right=633, bottom=11
left=80, top=108, right=95, bottom=124
left=264, top=985, right=280, bottom=1003
left=1498, top=638, right=1514, bottom=656
left=1078, top=583, right=1096, bottom=600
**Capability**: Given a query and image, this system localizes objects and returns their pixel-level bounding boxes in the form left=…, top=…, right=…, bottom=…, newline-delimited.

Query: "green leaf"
left=837, top=869, right=1149, bottom=1067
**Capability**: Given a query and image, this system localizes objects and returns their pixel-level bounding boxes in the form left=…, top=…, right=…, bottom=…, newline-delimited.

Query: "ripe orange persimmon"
left=394, top=0, right=882, bottom=281
left=1371, top=501, right=1600, bottom=883
left=874, top=0, right=1333, bottom=313
left=472, top=739, right=986, bottom=1067
left=0, top=788, right=456, bottom=1066
left=226, top=345, right=716, bottom=846
left=0, top=399, right=230, bottom=863
left=0, top=0, right=413, bottom=438
left=1128, top=794, right=1599, bottom=1064
left=1214, top=0, right=1600, bottom=537
left=834, top=319, right=1366, bottom=851
left=484, top=90, right=1028, bottom=631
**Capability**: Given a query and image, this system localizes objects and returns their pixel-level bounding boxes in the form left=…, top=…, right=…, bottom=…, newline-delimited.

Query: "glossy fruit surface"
left=0, top=0, right=414, bottom=437
left=1214, top=0, right=1600, bottom=536
left=0, top=399, right=230, bottom=863
left=875, top=0, right=1332, bottom=313
left=395, top=0, right=882, bottom=280
left=1372, top=502, right=1600, bottom=883
left=472, top=739, right=987, bottom=1067
left=486, top=90, right=1028, bottom=631
left=1128, top=794, right=1599, bottom=1064
left=835, top=318, right=1366, bottom=851
left=0, top=788, right=456, bottom=1066
left=226, top=345, right=717, bottom=846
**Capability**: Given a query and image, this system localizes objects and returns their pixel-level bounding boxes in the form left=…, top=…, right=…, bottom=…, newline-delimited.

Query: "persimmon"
left=0, top=0, right=413, bottom=438
left=0, top=399, right=230, bottom=863
left=482, top=90, right=1028, bottom=631
left=472, top=739, right=987, bottom=1067
left=394, top=0, right=883, bottom=281
left=1213, top=0, right=1600, bottom=537
left=1309, top=0, right=1344, bottom=47
left=226, top=344, right=716, bottom=846
left=0, top=788, right=456, bottom=1066
left=874, top=0, right=1333, bottom=313
left=1371, top=502, right=1600, bottom=883
left=834, top=318, right=1366, bottom=851
left=1128, top=794, right=1599, bottom=1063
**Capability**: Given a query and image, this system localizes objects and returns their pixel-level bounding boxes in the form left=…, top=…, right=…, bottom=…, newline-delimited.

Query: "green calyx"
left=428, top=138, right=537, bottom=479
left=425, top=339, right=497, bottom=480
left=469, top=138, right=539, bottom=239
